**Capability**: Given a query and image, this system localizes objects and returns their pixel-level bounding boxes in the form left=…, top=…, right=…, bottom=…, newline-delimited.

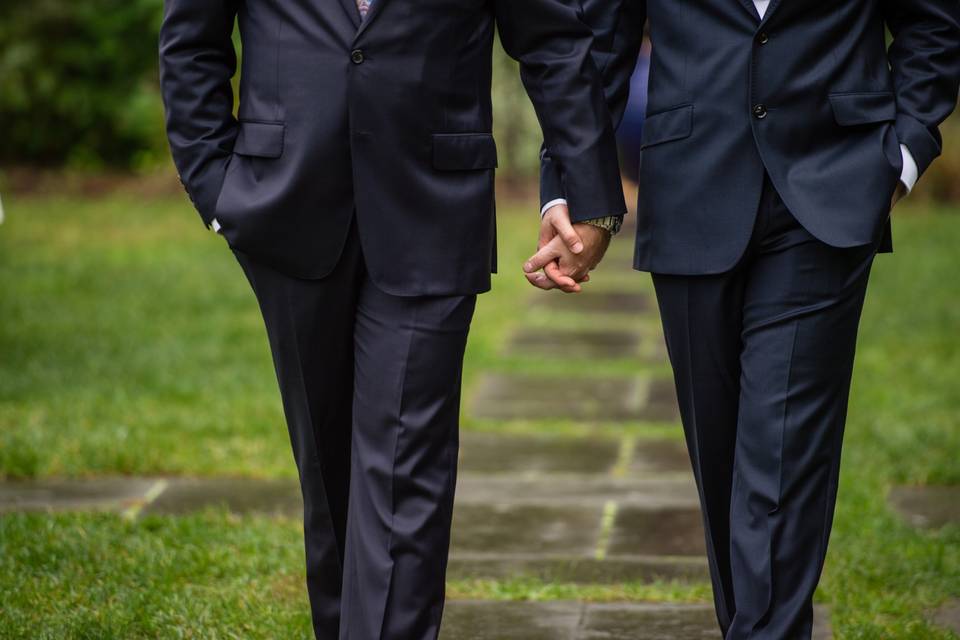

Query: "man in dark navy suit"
left=159, top=1, right=626, bottom=638
left=525, top=0, right=960, bottom=637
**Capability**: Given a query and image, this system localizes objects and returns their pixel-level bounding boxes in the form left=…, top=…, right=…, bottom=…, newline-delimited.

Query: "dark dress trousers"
left=539, top=0, right=960, bottom=638
left=233, top=224, right=476, bottom=640
left=159, top=1, right=625, bottom=639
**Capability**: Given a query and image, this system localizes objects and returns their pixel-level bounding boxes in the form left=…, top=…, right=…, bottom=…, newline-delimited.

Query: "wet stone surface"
left=470, top=374, right=656, bottom=423
left=888, top=485, right=960, bottom=529
left=450, top=503, right=602, bottom=555
left=455, top=475, right=699, bottom=509
left=643, top=378, right=682, bottom=423
left=0, top=477, right=158, bottom=513
left=504, top=328, right=643, bottom=360
left=0, top=433, right=697, bottom=517
left=579, top=603, right=720, bottom=639
left=442, top=602, right=832, bottom=640
left=441, top=601, right=581, bottom=640
left=459, top=432, right=620, bottom=475
left=608, top=507, right=707, bottom=557
left=930, top=598, right=960, bottom=634
left=630, top=439, right=691, bottom=475
left=536, top=291, right=653, bottom=316
left=446, top=555, right=709, bottom=585
left=143, top=477, right=301, bottom=517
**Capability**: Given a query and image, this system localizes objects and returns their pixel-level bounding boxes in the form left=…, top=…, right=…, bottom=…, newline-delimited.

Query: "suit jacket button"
left=757, top=32, right=769, bottom=45
left=351, top=49, right=365, bottom=64
left=753, top=104, right=768, bottom=119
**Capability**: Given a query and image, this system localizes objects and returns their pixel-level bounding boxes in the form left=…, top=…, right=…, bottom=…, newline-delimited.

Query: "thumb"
left=551, top=212, right=584, bottom=255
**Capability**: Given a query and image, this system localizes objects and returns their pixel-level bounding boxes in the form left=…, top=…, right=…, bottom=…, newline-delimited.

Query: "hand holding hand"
left=523, top=203, right=611, bottom=293
left=538, top=202, right=585, bottom=255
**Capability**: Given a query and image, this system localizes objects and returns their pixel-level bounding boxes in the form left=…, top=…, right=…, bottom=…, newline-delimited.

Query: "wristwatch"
left=584, top=215, right=623, bottom=236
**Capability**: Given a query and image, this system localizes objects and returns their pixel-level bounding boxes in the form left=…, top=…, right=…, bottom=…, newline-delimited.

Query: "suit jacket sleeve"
left=882, top=0, right=960, bottom=177
left=494, top=0, right=628, bottom=222
left=539, top=0, right=647, bottom=215
left=159, top=0, right=240, bottom=227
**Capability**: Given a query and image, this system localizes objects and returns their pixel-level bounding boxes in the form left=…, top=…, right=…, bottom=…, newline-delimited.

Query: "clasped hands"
left=523, top=203, right=611, bottom=294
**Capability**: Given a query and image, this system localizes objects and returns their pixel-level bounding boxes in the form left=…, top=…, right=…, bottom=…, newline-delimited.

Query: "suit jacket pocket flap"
left=234, top=121, right=285, bottom=158
left=432, top=133, right=498, bottom=171
left=640, top=104, right=693, bottom=149
left=829, top=92, right=896, bottom=126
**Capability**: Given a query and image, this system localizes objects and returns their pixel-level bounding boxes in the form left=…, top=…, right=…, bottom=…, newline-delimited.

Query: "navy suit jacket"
left=541, top=0, right=960, bottom=274
left=159, top=0, right=625, bottom=294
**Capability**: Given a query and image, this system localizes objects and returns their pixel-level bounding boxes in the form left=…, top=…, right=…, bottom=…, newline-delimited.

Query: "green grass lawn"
left=0, top=190, right=958, bottom=637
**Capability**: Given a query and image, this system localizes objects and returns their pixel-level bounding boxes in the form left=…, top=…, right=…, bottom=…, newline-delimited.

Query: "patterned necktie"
left=357, top=0, right=371, bottom=19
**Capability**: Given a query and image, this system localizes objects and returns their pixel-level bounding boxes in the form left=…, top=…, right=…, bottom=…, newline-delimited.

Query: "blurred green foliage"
left=0, top=0, right=167, bottom=170
left=0, top=1, right=543, bottom=176
left=919, top=119, right=960, bottom=203
left=0, top=2, right=957, bottom=199
left=491, top=52, right=542, bottom=179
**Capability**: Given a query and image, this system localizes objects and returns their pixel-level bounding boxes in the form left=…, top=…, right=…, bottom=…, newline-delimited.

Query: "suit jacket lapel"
left=354, top=0, right=389, bottom=39
left=759, top=0, right=783, bottom=24
left=338, top=0, right=361, bottom=30
left=736, top=0, right=762, bottom=21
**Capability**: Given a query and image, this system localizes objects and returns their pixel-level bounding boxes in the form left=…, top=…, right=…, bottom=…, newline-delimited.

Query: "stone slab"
left=641, top=332, right=670, bottom=364
left=451, top=503, right=602, bottom=555
left=455, top=475, right=699, bottom=509
left=441, top=601, right=581, bottom=640
left=442, top=601, right=832, bottom=640
left=459, top=432, right=620, bottom=475
left=608, top=507, right=707, bottom=557
left=0, top=465, right=698, bottom=517
left=504, top=328, right=642, bottom=360
left=579, top=603, right=719, bottom=639
left=930, top=598, right=960, bottom=635
left=536, top=291, right=653, bottom=316
left=631, top=439, right=691, bottom=476
left=142, top=477, right=301, bottom=517
left=642, top=378, right=682, bottom=423
left=0, top=477, right=158, bottom=513
left=446, top=554, right=709, bottom=584
left=581, top=603, right=832, bottom=639
left=888, top=485, right=960, bottom=529
left=470, top=374, right=649, bottom=422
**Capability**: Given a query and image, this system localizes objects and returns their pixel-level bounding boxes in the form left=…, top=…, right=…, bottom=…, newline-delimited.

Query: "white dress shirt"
left=540, top=0, right=919, bottom=219
left=754, top=0, right=772, bottom=18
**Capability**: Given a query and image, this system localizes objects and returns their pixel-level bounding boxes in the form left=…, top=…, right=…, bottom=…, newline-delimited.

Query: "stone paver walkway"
left=505, top=328, right=659, bottom=361
left=471, top=375, right=679, bottom=423
left=535, top=291, right=653, bottom=316
left=441, top=602, right=833, bottom=640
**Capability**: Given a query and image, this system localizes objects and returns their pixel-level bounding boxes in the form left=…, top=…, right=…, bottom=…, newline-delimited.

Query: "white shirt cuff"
left=211, top=218, right=222, bottom=233
left=541, top=199, right=568, bottom=218
left=899, top=144, right=918, bottom=194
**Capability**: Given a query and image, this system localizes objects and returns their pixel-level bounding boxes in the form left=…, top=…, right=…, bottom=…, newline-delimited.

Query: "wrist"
left=582, top=216, right=623, bottom=236
left=541, top=198, right=568, bottom=219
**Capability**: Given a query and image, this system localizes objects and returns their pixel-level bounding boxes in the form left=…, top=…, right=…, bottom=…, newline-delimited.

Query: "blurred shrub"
left=0, top=0, right=166, bottom=170
left=492, top=47, right=543, bottom=179
left=915, top=118, right=960, bottom=203
left=0, top=1, right=956, bottom=202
